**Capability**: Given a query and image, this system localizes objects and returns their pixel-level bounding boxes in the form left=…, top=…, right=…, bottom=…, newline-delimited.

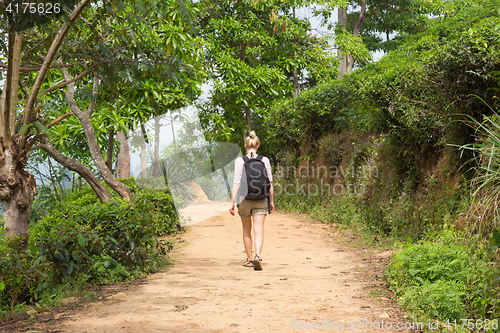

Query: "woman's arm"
left=230, top=157, right=243, bottom=216
left=229, top=183, right=240, bottom=216
left=269, top=182, right=274, bottom=213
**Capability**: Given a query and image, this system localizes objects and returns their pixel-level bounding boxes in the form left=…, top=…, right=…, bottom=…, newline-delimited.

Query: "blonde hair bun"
left=245, top=131, right=260, bottom=149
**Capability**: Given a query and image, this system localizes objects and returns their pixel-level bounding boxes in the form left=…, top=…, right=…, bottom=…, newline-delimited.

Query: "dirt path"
left=58, top=204, right=402, bottom=333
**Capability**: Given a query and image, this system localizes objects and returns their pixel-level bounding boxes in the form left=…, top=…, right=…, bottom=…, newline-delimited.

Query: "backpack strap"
left=256, top=155, right=264, bottom=161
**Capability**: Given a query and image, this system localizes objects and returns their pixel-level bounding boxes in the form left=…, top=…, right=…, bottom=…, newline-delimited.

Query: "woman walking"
left=229, top=131, right=274, bottom=270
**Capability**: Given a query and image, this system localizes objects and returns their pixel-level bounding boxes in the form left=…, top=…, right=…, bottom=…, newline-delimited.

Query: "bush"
left=30, top=178, right=179, bottom=282
left=121, top=177, right=180, bottom=236
left=400, top=280, right=467, bottom=320
left=386, top=230, right=500, bottom=320
left=0, top=236, right=50, bottom=317
left=32, top=201, right=163, bottom=283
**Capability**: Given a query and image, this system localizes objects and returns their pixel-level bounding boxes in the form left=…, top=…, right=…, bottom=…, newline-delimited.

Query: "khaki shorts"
left=238, top=198, right=268, bottom=218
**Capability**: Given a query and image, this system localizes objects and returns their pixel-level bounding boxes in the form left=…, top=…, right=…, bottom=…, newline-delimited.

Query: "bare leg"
left=253, top=214, right=266, bottom=258
left=241, top=217, right=253, bottom=260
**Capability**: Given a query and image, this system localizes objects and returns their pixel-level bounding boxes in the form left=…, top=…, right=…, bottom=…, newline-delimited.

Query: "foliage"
left=263, top=81, right=351, bottom=156
left=263, top=0, right=500, bottom=156
left=334, top=25, right=372, bottom=66
left=196, top=0, right=339, bottom=145
left=35, top=0, right=206, bottom=172
left=491, top=229, right=500, bottom=253
left=0, top=0, right=80, bottom=33
left=262, top=0, right=500, bottom=240
left=457, top=106, right=500, bottom=238
left=123, top=177, right=183, bottom=235
left=360, top=0, right=429, bottom=52
left=386, top=230, right=500, bottom=320
left=32, top=199, right=166, bottom=283
left=0, top=236, right=50, bottom=316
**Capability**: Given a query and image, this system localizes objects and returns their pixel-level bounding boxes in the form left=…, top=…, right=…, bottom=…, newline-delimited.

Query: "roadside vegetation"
left=264, top=0, right=500, bottom=325
left=0, top=178, right=179, bottom=317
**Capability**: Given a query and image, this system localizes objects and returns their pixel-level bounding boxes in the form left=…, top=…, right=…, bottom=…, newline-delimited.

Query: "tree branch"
left=60, top=66, right=88, bottom=117
left=2, top=26, right=17, bottom=144
left=39, top=67, right=92, bottom=97
left=19, top=79, right=30, bottom=101
left=46, top=112, right=74, bottom=129
left=19, top=0, right=92, bottom=152
left=38, top=134, right=114, bottom=203
left=352, top=0, right=367, bottom=37
left=87, top=74, right=99, bottom=116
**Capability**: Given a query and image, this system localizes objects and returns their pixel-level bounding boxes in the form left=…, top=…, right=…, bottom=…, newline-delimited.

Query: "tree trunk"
left=0, top=83, right=6, bottom=132
left=0, top=135, right=35, bottom=248
left=1, top=28, right=22, bottom=145
left=170, top=111, right=177, bottom=153
left=346, top=54, right=355, bottom=73
left=347, top=0, right=367, bottom=73
left=78, top=113, right=133, bottom=202
left=0, top=31, right=33, bottom=248
left=106, top=129, right=114, bottom=172
left=352, top=0, right=367, bottom=37
left=8, top=33, right=22, bottom=138
left=39, top=135, right=113, bottom=203
left=116, top=130, right=130, bottom=178
left=337, top=7, right=348, bottom=78
left=152, top=117, right=160, bottom=178
left=83, top=125, right=130, bottom=201
left=244, top=106, right=250, bottom=130
left=140, top=139, right=148, bottom=178
left=47, top=158, right=62, bottom=201
left=221, top=165, right=231, bottom=198
left=293, top=6, right=298, bottom=98
left=338, top=1, right=367, bottom=75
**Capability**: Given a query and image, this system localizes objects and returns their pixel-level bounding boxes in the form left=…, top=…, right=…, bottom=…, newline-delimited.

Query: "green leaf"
left=33, top=122, right=48, bottom=134
left=493, top=229, right=500, bottom=244
left=19, top=124, right=32, bottom=135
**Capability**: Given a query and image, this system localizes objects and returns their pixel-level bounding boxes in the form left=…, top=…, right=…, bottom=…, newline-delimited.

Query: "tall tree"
left=0, top=0, right=91, bottom=244
left=314, top=0, right=371, bottom=77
